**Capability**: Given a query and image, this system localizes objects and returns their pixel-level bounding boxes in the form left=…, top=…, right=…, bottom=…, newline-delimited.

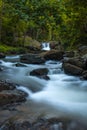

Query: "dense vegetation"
left=0, top=0, right=87, bottom=52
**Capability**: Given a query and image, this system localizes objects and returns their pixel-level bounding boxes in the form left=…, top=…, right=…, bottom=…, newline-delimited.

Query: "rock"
left=63, top=63, right=83, bottom=76
left=30, top=68, right=50, bottom=80
left=20, top=54, right=45, bottom=64
left=50, top=41, right=64, bottom=51
left=44, top=50, right=64, bottom=61
left=40, top=75, right=50, bottom=80
left=0, top=67, right=3, bottom=71
left=0, top=90, right=27, bottom=106
left=78, top=46, right=87, bottom=56
left=15, top=63, right=27, bottom=67
left=63, top=58, right=86, bottom=70
left=63, top=51, right=75, bottom=58
left=1, top=118, right=86, bottom=130
left=82, top=71, right=87, bottom=80
left=30, top=68, right=49, bottom=76
left=26, top=45, right=40, bottom=52
left=0, top=53, right=6, bottom=58
left=0, top=80, right=16, bottom=91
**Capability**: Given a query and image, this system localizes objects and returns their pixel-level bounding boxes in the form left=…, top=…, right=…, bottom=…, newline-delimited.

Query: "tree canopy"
left=0, top=0, right=87, bottom=49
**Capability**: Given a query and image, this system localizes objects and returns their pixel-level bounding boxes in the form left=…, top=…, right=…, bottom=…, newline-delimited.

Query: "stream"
left=0, top=55, right=87, bottom=129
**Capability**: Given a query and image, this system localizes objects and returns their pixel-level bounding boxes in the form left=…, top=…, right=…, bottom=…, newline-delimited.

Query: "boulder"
left=0, top=90, right=27, bottom=106
left=63, top=58, right=86, bottom=70
left=15, top=63, right=27, bottom=67
left=63, top=51, right=75, bottom=58
left=78, top=46, right=87, bottom=56
left=44, top=50, right=64, bottom=61
left=63, top=63, right=83, bottom=76
left=0, top=80, right=16, bottom=92
left=50, top=41, right=64, bottom=51
left=30, top=68, right=48, bottom=76
left=20, top=54, right=45, bottom=64
left=82, top=71, right=87, bottom=80
left=0, top=53, right=6, bottom=58
left=1, top=117, right=86, bottom=130
left=30, top=68, right=50, bottom=80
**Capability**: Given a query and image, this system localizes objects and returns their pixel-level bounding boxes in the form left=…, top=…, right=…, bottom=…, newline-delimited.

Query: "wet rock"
left=26, top=45, right=40, bottom=52
left=30, top=68, right=49, bottom=76
left=20, top=53, right=45, bottom=64
left=50, top=41, right=64, bottom=51
left=63, top=63, right=83, bottom=76
left=30, top=68, right=50, bottom=80
left=82, top=71, right=87, bottom=80
left=15, top=63, right=27, bottom=67
left=0, top=90, right=27, bottom=106
left=0, top=67, right=3, bottom=71
left=78, top=46, right=87, bottom=56
left=44, top=50, right=64, bottom=61
left=1, top=117, right=86, bottom=130
left=0, top=80, right=16, bottom=91
left=63, top=51, right=75, bottom=58
left=63, top=58, right=86, bottom=70
left=0, top=53, right=6, bottom=58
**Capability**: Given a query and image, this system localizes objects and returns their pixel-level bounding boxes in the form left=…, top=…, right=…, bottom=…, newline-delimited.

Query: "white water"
left=42, top=42, right=50, bottom=50
left=0, top=58, right=87, bottom=126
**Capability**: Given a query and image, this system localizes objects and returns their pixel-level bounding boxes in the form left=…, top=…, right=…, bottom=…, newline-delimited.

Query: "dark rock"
left=44, top=50, right=64, bottom=61
left=0, top=90, right=27, bottom=106
left=30, top=68, right=50, bottom=80
left=0, top=67, right=3, bottom=71
left=40, top=75, right=50, bottom=80
left=1, top=118, right=86, bottom=130
left=26, top=45, right=40, bottom=51
left=0, top=53, right=6, bottom=58
left=15, top=63, right=27, bottom=67
left=82, top=71, right=87, bottom=80
left=0, top=80, right=16, bottom=91
left=63, top=51, right=75, bottom=58
left=63, top=58, right=86, bottom=70
left=63, top=63, right=83, bottom=76
left=30, top=68, right=49, bottom=76
left=78, top=46, right=87, bottom=55
left=50, top=41, right=64, bottom=51
left=20, top=54, right=45, bottom=64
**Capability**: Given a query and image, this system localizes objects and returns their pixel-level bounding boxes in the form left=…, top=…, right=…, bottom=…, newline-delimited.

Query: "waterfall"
left=42, top=42, right=50, bottom=51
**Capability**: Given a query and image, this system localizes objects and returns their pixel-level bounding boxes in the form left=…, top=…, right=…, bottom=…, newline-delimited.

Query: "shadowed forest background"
left=0, top=0, right=87, bottom=52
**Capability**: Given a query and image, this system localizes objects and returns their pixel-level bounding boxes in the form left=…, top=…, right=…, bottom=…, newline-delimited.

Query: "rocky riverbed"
left=0, top=45, right=87, bottom=130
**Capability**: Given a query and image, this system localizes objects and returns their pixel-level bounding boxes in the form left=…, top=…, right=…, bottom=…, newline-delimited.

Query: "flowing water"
left=0, top=56, right=87, bottom=129
left=42, top=42, right=50, bottom=50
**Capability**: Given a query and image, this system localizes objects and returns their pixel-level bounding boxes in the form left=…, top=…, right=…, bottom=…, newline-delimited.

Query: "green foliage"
left=0, top=0, right=87, bottom=50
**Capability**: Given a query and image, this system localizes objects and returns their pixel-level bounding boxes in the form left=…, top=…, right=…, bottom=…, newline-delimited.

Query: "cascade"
left=42, top=42, right=50, bottom=50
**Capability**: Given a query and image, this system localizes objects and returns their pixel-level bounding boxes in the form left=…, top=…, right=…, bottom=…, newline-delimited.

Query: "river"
left=0, top=55, right=87, bottom=129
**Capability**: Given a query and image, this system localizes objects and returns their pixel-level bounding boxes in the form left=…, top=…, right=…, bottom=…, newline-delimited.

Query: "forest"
left=0, top=0, right=87, bottom=52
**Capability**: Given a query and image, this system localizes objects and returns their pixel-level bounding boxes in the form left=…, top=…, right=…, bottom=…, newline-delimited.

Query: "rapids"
left=0, top=56, right=87, bottom=128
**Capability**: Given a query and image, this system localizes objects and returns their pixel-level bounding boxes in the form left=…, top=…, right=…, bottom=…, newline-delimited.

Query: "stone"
left=63, top=63, right=83, bottom=76
left=0, top=53, right=6, bottom=58
left=0, top=90, right=27, bottom=106
left=0, top=80, right=16, bottom=92
left=82, top=71, right=87, bottom=80
left=30, top=68, right=49, bottom=76
left=78, top=46, right=87, bottom=56
left=44, top=50, right=64, bottom=61
left=20, top=54, right=45, bottom=64
left=63, top=58, right=86, bottom=70
left=30, top=68, right=50, bottom=80
left=63, top=51, right=75, bottom=58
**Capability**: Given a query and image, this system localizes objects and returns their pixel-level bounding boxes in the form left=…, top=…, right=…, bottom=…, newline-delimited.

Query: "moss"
left=0, top=44, right=27, bottom=54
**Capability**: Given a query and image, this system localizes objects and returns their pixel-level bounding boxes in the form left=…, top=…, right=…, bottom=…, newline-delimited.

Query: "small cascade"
left=50, top=123, right=63, bottom=130
left=42, top=42, right=50, bottom=51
